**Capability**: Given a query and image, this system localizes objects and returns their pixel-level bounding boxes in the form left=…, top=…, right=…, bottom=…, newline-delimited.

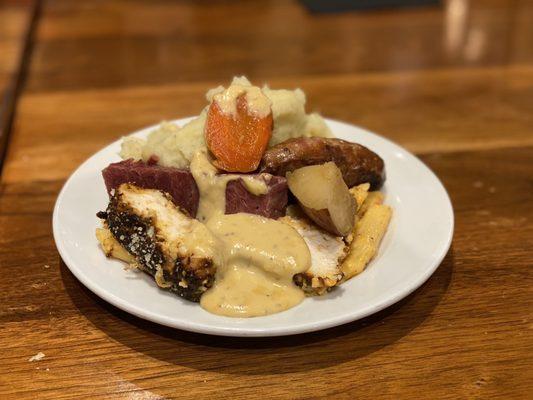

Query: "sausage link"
left=260, top=137, right=385, bottom=189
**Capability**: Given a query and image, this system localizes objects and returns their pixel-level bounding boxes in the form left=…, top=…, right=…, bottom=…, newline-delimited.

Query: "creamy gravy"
left=190, top=150, right=268, bottom=222
left=201, top=213, right=311, bottom=317
left=189, top=149, right=311, bottom=317
left=212, top=83, right=272, bottom=118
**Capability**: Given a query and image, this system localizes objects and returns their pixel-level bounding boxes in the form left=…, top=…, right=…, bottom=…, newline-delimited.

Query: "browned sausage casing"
left=260, top=137, right=385, bottom=189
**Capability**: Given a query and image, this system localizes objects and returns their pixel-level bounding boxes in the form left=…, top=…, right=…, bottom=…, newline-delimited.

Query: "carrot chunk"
left=205, top=94, right=273, bottom=173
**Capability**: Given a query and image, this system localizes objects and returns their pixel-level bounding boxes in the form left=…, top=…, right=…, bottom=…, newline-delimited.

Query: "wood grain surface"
left=0, top=0, right=36, bottom=166
left=0, top=1, right=532, bottom=399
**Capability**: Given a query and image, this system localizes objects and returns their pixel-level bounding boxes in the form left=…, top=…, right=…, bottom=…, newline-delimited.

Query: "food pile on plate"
left=95, top=77, right=392, bottom=318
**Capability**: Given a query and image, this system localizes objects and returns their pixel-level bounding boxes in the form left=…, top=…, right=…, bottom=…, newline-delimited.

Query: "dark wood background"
left=0, top=0, right=531, bottom=398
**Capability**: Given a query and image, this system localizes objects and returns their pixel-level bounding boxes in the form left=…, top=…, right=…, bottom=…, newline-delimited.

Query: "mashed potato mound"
left=120, top=113, right=207, bottom=169
left=120, top=77, right=332, bottom=168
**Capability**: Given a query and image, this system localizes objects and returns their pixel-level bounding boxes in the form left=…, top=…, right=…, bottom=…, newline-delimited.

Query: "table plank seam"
left=0, top=0, right=41, bottom=174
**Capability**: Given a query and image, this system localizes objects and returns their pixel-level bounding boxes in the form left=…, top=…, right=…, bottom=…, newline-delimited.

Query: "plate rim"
left=53, top=117, right=454, bottom=337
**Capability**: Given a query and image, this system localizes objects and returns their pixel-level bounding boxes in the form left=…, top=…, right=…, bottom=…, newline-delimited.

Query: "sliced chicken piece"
left=281, top=215, right=347, bottom=295
left=96, top=226, right=136, bottom=264
left=97, top=183, right=221, bottom=302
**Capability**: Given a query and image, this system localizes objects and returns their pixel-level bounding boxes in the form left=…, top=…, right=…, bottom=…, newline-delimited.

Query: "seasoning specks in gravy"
left=191, top=151, right=310, bottom=317
left=212, top=83, right=272, bottom=119
left=201, top=213, right=311, bottom=317
left=190, top=150, right=268, bottom=222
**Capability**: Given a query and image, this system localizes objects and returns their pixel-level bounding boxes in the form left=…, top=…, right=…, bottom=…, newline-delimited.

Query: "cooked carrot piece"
left=205, top=94, right=273, bottom=173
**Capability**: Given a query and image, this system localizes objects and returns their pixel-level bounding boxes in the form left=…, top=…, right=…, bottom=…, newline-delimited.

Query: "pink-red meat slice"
left=102, top=160, right=288, bottom=219
left=102, top=159, right=199, bottom=217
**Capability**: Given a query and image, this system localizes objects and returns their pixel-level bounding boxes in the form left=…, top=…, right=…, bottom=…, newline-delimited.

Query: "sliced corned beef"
left=225, top=176, right=288, bottom=219
left=102, top=160, right=288, bottom=220
left=102, top=159, right=199, bottom=217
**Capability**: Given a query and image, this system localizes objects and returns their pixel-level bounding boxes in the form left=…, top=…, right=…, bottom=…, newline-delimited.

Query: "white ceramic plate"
left=53, top=118, right=453, bottom=337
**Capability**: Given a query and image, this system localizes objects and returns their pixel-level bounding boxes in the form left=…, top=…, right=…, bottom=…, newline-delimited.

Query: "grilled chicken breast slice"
left=97, top=183, right=221, bottom=302
left=281, top=215, right=347, bottom=295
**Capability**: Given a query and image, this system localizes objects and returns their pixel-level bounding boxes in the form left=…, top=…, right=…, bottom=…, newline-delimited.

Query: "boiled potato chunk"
left=286, top=162, right=356, bottom=236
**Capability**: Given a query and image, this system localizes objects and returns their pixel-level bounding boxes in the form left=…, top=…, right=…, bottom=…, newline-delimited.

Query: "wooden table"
left=0, top=0, right=36, bottom=165
left=1, top=1, right=531, bottom=398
